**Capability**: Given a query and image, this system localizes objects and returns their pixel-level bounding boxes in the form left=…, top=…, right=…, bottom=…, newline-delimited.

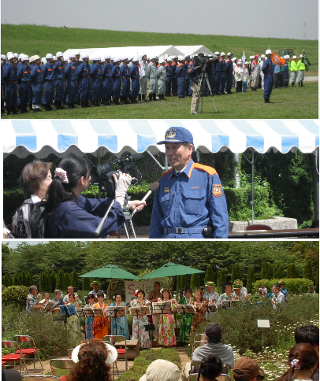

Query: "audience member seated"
left=139, top=359, right=180, bottom=381
left=232, top=357, right=260, bottom=381
left=198, top=355, right=223, bottom=381
left=294, top=325, right=319, bottom=381
left=275, top=343, right=318, bottom=381
left=67, top=338, right=117, bottom=381
left=181, top=322, right=234, bottom=381
left=63, top=285, right=80, bottom=303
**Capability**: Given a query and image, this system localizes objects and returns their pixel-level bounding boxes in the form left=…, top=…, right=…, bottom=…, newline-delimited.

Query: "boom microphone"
left=132, top=182, right=159, bottom=216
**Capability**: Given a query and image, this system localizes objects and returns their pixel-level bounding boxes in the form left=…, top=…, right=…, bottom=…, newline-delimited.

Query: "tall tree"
left=82, top=277, right=91, bottom=292
left=190, top=273, right=200, bottom=290
left=261, top=261, right=270, bottom=280
left=231, top=263, right=241, bottom=283
left=71, top=269, right=79, bottom=289
left=303, top=260, right=313, bottom=281
left=246, top=266, right=255, bottom=293
left=204, top=265, right=215, bottom=285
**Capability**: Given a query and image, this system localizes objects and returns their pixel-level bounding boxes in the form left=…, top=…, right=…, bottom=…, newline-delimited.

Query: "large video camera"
left=91, top=153, right=143, bottom=198
left=193, top=53, right=219, bottom=73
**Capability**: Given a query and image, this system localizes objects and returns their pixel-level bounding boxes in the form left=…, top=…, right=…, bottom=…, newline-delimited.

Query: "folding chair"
left=2, top=340, right=28, bottom=374
left=188, top=374, right=198, bottom=381
left=50, top=359, right=75, bottom=379
left=190, top=360, right=202, bottom=375
left=22, top=376, right=60, bottom=381
left=193, top=334, right=207, bottom=342
left=192, top=340, right=207, bottom=352
left=13, top=335, right=44, bottom=374
left=103, top=335, right=127, bottom=379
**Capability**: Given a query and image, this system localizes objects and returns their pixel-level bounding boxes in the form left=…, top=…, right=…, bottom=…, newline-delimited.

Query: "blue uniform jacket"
left=149, top=159, right=229, bottom=238
left=130, top=64, right=140, bottom=79
left=42, top=62, right=55, bottom=81
left=3, top=63, right=18, bottom=82
left=77, top=62, right=91, bottom=79
left=30, top=64, right=44, bottom=83
left=102, top=63, right=112, bottom=78
left=262, top=58, right=274, bottom=75
left=17, top=64, right=31, bottom=82
left=65, top=62, right=79, bottom=81
left=47, top=195, right=125, bottom=238
left=53, top=61, right=65, bottom=79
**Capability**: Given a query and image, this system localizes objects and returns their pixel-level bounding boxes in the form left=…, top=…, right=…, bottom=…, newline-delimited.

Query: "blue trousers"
left=219, top=72, right=226, bottom=92
left=79, top=78, right=90, bottom=102
left=112, top=79, right=121, bottom=100
left=177, top=77, right=185, bottom=98
left=131, top=79, right=139, bottom=100
left=120, top=78, right=130, bottom=97
left=44, top=81, right=54, bottom=105
left=54, top=79, right=65, bottom=102
left=166, top=77, right=172, bottom=95
left=65, top=79, right=78, bottom=104
left=32, top=83, right=43, bottom=105
left=91, top=78, right=102, bottom=101
left=5, top=82, right=17, bottom=108
left=18, top=82, right=31, bottom=107
left=263, top=75, right=274, bottom=98
left=102, top=77, right=112, bottom=99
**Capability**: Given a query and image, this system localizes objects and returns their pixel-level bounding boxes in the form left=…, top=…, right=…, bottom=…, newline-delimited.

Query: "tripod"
left=118, top=211, right=137, bottom=239
left=198, top=69, right=218, bottom=114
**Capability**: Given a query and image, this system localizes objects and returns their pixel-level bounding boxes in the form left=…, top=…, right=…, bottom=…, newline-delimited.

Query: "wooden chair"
left=22, top=376, right=60, bottom=381
left=103, top=335, right=128, bottom=379
left=2, top=340, right=28, bottom=374
left=50, top=358, right=75, bottom=379
left=13, top=335, right=43, bottom=374
left=193, top=334, right=206, bottom=342
left=192, top=340, right=207, bottom=352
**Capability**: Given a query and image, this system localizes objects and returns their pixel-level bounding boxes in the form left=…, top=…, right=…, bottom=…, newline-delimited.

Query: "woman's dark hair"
left=185, top=288, right=193, bottom=294
left=87, top=294, right=95, bottom=300
left=47, top=156, right=91, bottom=212
left=20, top=161, right=52, bottom=197
left=97, top=291, right=105, bottom=298
left=115, top=293, right=123, bottom=299
left=275, top=343, right=318, bottom=381
left=198, top=355, right=222, bottom=380
left=295, top=325, right=319, bottom=347
left=69, top=339, right=111, bottom=381
left=137, top=289, right=145, bottom=297
left=161, top=288, right=171, bottom=300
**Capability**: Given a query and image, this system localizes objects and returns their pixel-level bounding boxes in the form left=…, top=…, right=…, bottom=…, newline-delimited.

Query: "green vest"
left=290, top=60, right=298, bottom=72
left=297, top=60, right=305, bottom=70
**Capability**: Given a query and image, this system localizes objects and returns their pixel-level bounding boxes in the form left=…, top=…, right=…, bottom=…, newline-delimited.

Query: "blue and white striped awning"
left=3, top=119, right=319, bottom=158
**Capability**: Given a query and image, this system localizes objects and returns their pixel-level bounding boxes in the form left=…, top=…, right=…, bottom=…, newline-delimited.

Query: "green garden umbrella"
left=80, top=263, right=138, bottom=280
left=140, top=260, right=204, bottom=279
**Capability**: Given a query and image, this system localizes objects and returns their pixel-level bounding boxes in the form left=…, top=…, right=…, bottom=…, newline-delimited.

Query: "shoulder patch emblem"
left=212, top=184, right=222, bottom=197
left=164, top=187, right=169, bottom=193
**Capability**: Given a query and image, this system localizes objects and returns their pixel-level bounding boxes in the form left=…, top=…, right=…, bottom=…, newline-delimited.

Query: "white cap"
left=53, top=56, right=57, bottom=60
left=167, top=57, right=172, bottom=62
left=46, top=53, right=53, bottom=59
left=227, top=52, right=232, bottom=56
left=82, top=54, right=89, bottom=59
left=7, top=53, right=15, bottom=60
left=2, top=54, right=7, bottom=60
left=22, top=55, right=30, bottom=61
left=150, top=55, right=157, bottom=60
left=231, top=57, right=237, bottom=62
left=214, top=51, right=220, bottom=55
left=139, top=360, right=180, bottom=381
left=237, top=60, right=242, bottom=64
left=114, top=57, right=120, bottom=62
left=265, top=49, right=272, bottom=55
left=292, top=55, right=297, bottom=59
left=41, top=57, right=47, bottom=64
left=249, top=55, right=254, bottom=60
left=56, top=52, right=63, bottom=57
left=33, top=55, right=40, bottom=61
left=79, top=58, right=83, bottom=62
left=75, top=52, right=80, bottom=56
left=245, top=61, right=249, bottom=64
left=7, top=52, right=13, bottom=57
left=132, top=56, right=139, bottom=62
left=299, top=54, right=303, bottom=58
left=13, top=53, right=19, bottom=58
left=69, top=53, right=76, bottom=58
left=261, top=54, right=266, bottom=58
left=72, top=342, right=117, bottom=365
left=220, top=52, right=226, bottom=56
left=104, top=55, right=111, bottom=60
left=159, top=58, right=165, bottom=64
left=63, top=56, right=69, bottom=61
left=284, top=55, right=290, bottom=59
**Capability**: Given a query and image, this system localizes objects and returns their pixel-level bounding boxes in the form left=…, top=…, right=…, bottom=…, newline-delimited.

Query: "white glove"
left=115, top=172, right=132, bottom=207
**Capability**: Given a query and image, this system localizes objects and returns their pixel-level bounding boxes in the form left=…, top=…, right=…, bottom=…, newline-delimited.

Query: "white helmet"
left=261, top=54, right=266, bottom=59
left=56, top=52, right=63, bottom=57
left=292, top=55, right=297, bottom=59
left=46, top=53, right=53, bottom=59
left=220, top=52, right=226, bottom=56
left=265, top=49, right=272, bottom=55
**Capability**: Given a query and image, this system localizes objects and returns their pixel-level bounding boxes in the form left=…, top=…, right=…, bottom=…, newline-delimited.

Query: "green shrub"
left=2, top=305, right=76, bottom=359
left=118, top=348, right=180, bottom=381
left=2, top=285, right=29, bottom=308
left=188, top=294, right=318, bottom=355
left=254, top=278, right=314, bottom=294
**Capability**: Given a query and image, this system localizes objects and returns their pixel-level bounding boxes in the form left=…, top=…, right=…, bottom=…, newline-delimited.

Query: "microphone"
left=132, top=182, right=159, bottom=216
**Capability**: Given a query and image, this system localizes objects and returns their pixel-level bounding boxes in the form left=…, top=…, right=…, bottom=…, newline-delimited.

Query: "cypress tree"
left=181, top=275, right=188, bottom=290
left=13, top=272, right=21, bottom=286
left=303, top=260, right=313, bottom=281
left=204, top=265, right=215, bottom=285
left=82, top=277, right=91, bottom=292
left=261, top=261, right=270, bottom=280
left=176, top=276, right=181, bottom=293
left=190, top=273, right=201, bottom=290
left=231, top=263, right=241, bottom=283
left=71, top=269, right=79, bottom=288
left=246, top=266, right=255, bottom=293
left=51, top=272, right=56, bottom=292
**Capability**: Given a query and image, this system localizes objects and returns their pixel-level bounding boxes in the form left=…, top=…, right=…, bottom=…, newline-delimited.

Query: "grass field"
left=2, top=82, right=318, bottom=119
left=2, top=24, right=318, bottom=119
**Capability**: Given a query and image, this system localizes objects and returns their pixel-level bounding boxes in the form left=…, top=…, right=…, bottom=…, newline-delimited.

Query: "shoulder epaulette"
left=158, top=168, right=174, bottom=180
left=193, top=163, right=218, bottom=176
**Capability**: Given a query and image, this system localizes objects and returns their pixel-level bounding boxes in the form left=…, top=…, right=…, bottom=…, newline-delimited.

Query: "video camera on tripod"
left=193, top=53, right=219, bottom=73
left=91, top=153, right=143, bottom=197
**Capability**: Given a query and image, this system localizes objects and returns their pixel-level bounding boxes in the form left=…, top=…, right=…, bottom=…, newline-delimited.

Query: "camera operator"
left=188, top=56, right=201, bottom=115
left=45, top=156, right=145, bottom=238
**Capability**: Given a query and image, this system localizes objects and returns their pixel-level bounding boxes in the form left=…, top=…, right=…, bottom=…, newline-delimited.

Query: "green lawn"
left=2, top=82, right=318, bottom=119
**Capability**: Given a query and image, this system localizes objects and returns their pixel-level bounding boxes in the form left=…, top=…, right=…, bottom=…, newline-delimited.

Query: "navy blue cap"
left=157, top=127, right=193, bottom=145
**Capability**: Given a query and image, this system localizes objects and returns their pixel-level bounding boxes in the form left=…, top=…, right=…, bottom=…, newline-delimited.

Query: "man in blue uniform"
left=262, top=49, right=274, bottom=103
left=101, top=55, right=112, bottom=105
left=176, top=56, right=186, bottom=98
left=213, top=51, right=220, bottom=95
left=90, top=57, right=102, bottom=106
left=225, top=52, right=234, bottom=94
left=65, top=54, right=79, bottom=109
left=3, top=53, right=19, bottom=115
left=53, top=52, right=65, bottom=110
left=30, top=55, right=43, bottom=112
left=17, top=54, right=32, bottom=113
left=149, top=127, right=229, bottom=239
left=42, top=53, right=56, bottom=111
left=130, top=57, right=140, bottom=103
left=219, top=52, right=227, bottom=95
left=111, top=58, right=121, bottom=105
left=120, top=57, right=131, bottom=104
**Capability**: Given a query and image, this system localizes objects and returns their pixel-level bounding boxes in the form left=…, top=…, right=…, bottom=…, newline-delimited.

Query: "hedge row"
left=3, top=183, right=281, bottom=227
left=254, top=278, right=314, bottom=294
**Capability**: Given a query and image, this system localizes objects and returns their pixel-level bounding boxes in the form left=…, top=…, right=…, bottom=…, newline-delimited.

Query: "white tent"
left=62, top=48, right=99, bottom=59
left=63, top=45, right=183, bottom=60
left=175, top=45, right=214, bottom=56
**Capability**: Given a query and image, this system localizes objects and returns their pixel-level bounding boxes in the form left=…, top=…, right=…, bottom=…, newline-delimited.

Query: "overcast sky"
left=1, top=0, right=318, bottom=40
